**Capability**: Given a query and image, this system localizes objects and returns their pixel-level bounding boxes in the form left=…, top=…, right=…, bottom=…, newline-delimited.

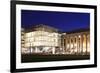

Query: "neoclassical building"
left=61, top=29, right=90, bottom=55
left=21, top=24, right=90, bottom=55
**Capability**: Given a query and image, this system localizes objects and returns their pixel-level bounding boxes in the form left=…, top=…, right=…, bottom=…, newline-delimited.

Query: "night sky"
left=21, top=10, right=90, bottom=32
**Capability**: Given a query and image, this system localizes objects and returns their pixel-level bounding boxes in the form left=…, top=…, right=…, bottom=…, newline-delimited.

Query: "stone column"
left=62, top=38, right=64, bottom=53
left=81, top=35, right=83, bottom=55
left=61, top=37, right=64, bottom=52
left=86, top=34, right=87, bottom=55
left=79, top=35, right=82, bottom=54
left=76, top=35, right=79, bottom=54
left=83, top=34, right=86, bottom=55
left=69, top=37, right=71, bottom=54
left=63, top=38, right=65, bottom=53
left=74, top=36, right=77, bottom=54
left=65, top=37, right=67, bottom=53
left=67, top=36, right=70, bottom=54
left=79, top=34, right=83, bottom=55
left=71, top=36, right=74, bottom=54
left=87, top=35, right=90, bottom=54
left=79, top=35, right=81, bottom=54
left=73, top=37, right=75, bottom=54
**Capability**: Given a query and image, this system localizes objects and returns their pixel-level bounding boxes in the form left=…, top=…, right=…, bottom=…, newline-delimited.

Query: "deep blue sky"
left=21, top=10, right=90, bottom=32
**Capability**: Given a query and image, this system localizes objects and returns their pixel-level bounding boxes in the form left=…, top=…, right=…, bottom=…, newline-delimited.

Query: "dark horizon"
left=21, top=10, right=90, bottom=32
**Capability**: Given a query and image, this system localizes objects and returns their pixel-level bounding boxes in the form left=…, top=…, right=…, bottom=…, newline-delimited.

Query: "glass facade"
left=24, top=31, right=60, bottom=47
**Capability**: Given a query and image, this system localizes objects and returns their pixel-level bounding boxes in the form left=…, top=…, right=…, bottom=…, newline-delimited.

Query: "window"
left=75, top=38, right=76, bottom=43
left=71, top=39, right=73, bottom=43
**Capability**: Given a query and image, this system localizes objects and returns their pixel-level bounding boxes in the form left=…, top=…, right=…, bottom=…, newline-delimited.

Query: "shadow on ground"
left=21, top=54, right=90, bottom=63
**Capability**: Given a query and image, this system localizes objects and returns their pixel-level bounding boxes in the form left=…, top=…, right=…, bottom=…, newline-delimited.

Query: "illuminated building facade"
left=22, top=24, right=61, bottom=54
left=21, top=24, right=90, bottom=55
left=61, top=29, right=90, bottom=55
left=21, top=28, right=25, bottom=49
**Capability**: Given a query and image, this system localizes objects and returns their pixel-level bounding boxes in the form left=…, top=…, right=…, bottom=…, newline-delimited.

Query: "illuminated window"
left=79, top=35, right=81, bottom=38
left=26, top=32, right=32, bottom=37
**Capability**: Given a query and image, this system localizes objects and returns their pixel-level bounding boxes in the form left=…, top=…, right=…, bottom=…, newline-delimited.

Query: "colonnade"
left=62, top=33, right=90, bottom=55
